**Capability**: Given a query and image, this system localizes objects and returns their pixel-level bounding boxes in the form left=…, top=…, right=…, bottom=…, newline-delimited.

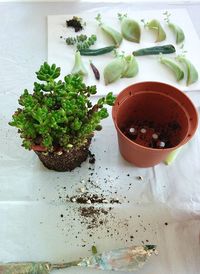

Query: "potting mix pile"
left=123, top=120, right=181, bottom=149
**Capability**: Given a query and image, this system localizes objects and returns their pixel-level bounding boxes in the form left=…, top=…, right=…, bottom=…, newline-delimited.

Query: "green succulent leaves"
left=101, top=25, right=123, bottom=47
left=104, top=54, right=138, bottom=85
left=133, top=44, right=175, bottom=56
left=159, top=55, right=198, bottom=86
left=36, top=62, right=60, bottom=82
left=97, top=92, right=116, bottom=107
left=164, top=147, right=183, bottom=165
left=160, top=56, right=184, bottom=81
left=176, top=56, right=198, bottom=86
left=65, top=34, right=97, bottom=50
left=71, top=51, right=88, bottom=76
left=104, top=57, right=126, bottom=85
left=118, top=14, right=141, bottom=43
left=9, top=63, right=115, bottom=151
left=164, top=11, right=185, bottom=44
left=147, top=19, right=166, bottom=42
left=122, top=55, right=138, bottom=78
left=168, top=23, right=185, bottom=44
left=96, top=14, right=122, bottom=47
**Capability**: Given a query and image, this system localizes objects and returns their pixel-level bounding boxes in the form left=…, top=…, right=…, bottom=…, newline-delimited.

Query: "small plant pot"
left=33, top=139, right=91, bottom=172
left=112, top=82, right=198, bottom=167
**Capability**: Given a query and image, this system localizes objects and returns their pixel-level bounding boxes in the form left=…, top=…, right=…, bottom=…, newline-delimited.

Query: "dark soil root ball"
left=35, top=139, right=91, bottom=172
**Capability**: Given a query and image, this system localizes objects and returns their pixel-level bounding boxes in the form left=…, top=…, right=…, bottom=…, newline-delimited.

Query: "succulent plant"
left=9, top=62, right=115, bottom=152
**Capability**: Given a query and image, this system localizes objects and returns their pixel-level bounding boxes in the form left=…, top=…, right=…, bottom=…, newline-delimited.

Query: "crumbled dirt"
left=66, top=17, right=84, bottom=32
left=88, top=151, right=96, bottom=164
left=68, top=192, right=121, bottom=205
left=122, top=120, right=181, bottom=148
left=35, top=139, right=91, bottom=171
left=53, top=151, right=155, bottom=247
left=78, top=206, right=112, bottom=229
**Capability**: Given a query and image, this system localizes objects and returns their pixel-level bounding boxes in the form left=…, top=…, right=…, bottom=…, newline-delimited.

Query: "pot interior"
left=116, top=91, right=189, bottom=148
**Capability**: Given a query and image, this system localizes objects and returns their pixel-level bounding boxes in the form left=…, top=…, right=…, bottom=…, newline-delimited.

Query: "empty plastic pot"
left=112, top=82, right=198, bottom=167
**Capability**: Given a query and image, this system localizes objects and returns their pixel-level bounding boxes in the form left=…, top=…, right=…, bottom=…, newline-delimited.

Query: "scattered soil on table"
left=88, top=151, right=96, bottom=164
left=67, top=192, right=121, bottom=205
left=79, top=206, right=112, bottom=229
left=53, top=149, right=155, bottom=247
left=63, top=187, right=121, bottom=231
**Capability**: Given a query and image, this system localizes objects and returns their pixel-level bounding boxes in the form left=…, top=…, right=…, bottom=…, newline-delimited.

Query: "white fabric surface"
left=0, top=2, right=200, bottom=274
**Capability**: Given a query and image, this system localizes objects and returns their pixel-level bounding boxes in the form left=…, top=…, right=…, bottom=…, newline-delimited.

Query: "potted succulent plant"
left=9, top=62, right=115, bottom=171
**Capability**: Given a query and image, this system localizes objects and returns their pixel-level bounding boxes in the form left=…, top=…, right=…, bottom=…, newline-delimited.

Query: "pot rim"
left=112, top=81, right=199, bottom=152
left=32, top=145, right=47, bottom=152
left=31, top=136, right=93, bottom=152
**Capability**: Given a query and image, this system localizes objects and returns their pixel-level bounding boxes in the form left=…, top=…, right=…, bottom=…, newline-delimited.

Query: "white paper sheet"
left=48, top=8, right=200, bottom=95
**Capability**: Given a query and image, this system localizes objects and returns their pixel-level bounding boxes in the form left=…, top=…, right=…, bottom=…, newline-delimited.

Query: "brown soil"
left=66, top=17, right=83, bottom=32
left=35, top=139, right=91, bottom=172
left=78, top=206, right=112, bottom=229
left=68, top=192, right=121, bottom=204
left=123, top=120, right=181, bottom=149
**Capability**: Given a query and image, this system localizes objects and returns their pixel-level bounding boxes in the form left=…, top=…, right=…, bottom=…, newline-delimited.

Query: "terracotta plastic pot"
left=112, top=82, right=198, bottom=167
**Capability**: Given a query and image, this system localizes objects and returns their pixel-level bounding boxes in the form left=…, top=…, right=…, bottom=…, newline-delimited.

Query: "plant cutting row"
left=64, top=13, right=198, bottom=87
left=66, top=13, right=185, bottom=47
left=9, top=63, right=115, bottom=171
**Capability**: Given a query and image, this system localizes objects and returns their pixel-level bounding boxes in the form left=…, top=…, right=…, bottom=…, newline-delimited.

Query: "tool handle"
left=52, top=261, right=79, bottom=269
left=0, top=262, right=51, bottom=274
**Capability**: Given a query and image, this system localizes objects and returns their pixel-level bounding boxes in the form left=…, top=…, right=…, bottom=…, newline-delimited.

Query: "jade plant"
left=9, top=62, right=115, bottom=153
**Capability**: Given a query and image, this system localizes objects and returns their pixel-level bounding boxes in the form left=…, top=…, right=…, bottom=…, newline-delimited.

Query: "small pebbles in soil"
left=78, top=187, right=86, bottom=193
left=156, top=140, right=165, bottom=148
left=140, top=128, right=147, bottom=134
left=129, top=127, right=137, bottom=137
left=123, top=120, right=181, bottom=148
left=68, top=193, right=121, bottom=205
left=152, top=133, right=159, bottom=140
left=129, top=127, right=136, bottom=133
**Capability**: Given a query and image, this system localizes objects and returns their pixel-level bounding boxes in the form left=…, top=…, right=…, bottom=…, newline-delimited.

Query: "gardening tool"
left=0, top=245, right=157, bottom=273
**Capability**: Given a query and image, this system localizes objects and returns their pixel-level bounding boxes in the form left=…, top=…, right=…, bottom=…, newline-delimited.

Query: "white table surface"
left=0, top=2, right=200, bottom=274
